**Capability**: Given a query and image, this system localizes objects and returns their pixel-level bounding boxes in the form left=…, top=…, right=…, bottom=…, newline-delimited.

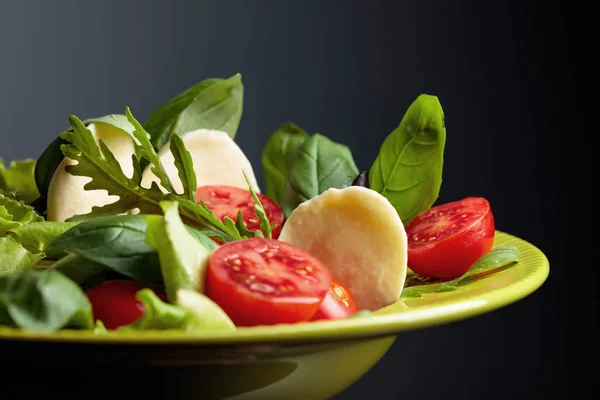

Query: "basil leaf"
left=118, top=289, right=187, bottom=331
left=145, top=201, right=215, bottom=302
left=368, top=94, right=446, bottom=224
left=261, top=122, right=310, bottom=205
left=401, top=245, right=520, bottom=298
left=43, top=253, right=118, bottom=290
left=0, top=235, right=45, bottom=276
left=282, top=133, right=359, bottom=217
left=0, top=270, right=94, bottom=331
left=0, top=157, right=40, bottom=204
left=143, top=74, right=244, bottom=152
left=33, top=114, right=138, bottom=212
left=50, top=214, right=165, bottom=287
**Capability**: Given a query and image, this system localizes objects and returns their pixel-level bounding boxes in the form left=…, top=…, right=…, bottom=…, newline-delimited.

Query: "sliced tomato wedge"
left=311, top=278, right=359, bottom=321
left=205, top=237, right=332, bottom=326
left=196, top=185, right=285, bottom=240
left=85, top=280, right=168, bottom=330
left=405, top=196, right=495, bottom=279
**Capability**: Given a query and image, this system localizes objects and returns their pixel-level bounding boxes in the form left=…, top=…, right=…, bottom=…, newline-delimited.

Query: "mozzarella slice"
left=140, top=129, right=260, bottom=194
left=278, top=186, right=408, bottom=311
left=47, top=122, right=135, bottom=222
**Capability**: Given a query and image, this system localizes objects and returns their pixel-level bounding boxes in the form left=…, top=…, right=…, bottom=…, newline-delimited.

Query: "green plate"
left=0, top=230, right=549, bottom=399
left=0, top=230, right=548, bottom=344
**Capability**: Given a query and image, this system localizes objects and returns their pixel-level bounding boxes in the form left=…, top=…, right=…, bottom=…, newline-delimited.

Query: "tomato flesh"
left=311, top=278, right=359, bottom=321
left=85, top=280, right=167, bottom=330
left=196, top=185, right=285, bottom=239
left=205, top=237, right=332, bottom=326
left=406, top=197, right=495, bottom=279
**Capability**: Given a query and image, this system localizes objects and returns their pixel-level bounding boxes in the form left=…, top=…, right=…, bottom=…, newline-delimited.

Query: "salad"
left=0, top=74, right=520, bottom=333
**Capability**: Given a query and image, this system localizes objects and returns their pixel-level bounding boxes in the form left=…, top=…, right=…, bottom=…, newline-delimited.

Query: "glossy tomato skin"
left=196, top=185, right=285, bottom=239
left=406, top=197, right=495, bottom=279
left=84, top=280, right=167, bottom=330
left=311, top=278, right=359, bottom=321
left=205, top=237, right=332, bottom=326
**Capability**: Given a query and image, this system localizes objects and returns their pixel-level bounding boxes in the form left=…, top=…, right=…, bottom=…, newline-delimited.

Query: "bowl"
left=0, top=231, right=548, bottom=399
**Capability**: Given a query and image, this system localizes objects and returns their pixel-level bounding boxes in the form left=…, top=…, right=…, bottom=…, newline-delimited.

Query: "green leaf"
left=59, top=114, right=165, bottom=220
left=34, top=136, right=69, bottom=209
left=57, top=110, right=244, bottom=242
left=143, top=74, right=244, bottom=152
left=33, top=114, right=139, bottom=212
left=368, top=94, right=446, bottom=224
left=0, top=270, right=94, bottom=331
left=261, top=122, right=310, bottom=205
left=169, top=132, right=197, bottom=201
left=0, top=235, right=45, bottom=276
left=0, top=157, right=40, bottom=204
left=175, top=289, right=236, bottom=332
left=282, top=133, right=359, bottom=217
left=125, top=107, right=175, bottom=194
left=44, top=253, right=114, bottom=290
left=146, top=202, right=216, bottom=302
left=0, top=191, right=44, bottom=231
left=243, top=171, right=274, bottom=238
left=50, top=214, right=166, bottom=287
left=5, top=221, right=79, bottom=260
left=118, top=289, right=188, bottom=331
left=401, top=245, right=520, bottom=298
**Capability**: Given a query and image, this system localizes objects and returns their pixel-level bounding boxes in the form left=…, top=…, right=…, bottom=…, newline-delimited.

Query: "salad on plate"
left=0, top=74, right=520, bottom=333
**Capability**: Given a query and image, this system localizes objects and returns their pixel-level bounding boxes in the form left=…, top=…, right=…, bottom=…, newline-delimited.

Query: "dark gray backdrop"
left=0, top=0, right=593, bottom=399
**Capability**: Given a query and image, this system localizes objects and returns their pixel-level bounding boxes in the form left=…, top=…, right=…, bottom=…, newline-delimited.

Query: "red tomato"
left=311, top=278, right=359, bottom=321
left=405, top=196, right=495, bottom=279
left=205, top=237, right=332, bottom=326
left=85, top=280, right=167, bottom=330
left=196, top=185, right=285, bottom=239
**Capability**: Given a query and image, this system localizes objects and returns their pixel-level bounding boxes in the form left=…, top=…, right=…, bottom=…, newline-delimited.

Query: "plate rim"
left=0, top=230, right=549, bottom=346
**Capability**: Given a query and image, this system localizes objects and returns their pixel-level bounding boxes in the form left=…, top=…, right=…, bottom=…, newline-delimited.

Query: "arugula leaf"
left=126, top=107, right=175, bottom=193
left=0, top=157, right=40, bottom=204
left=50, top=214, right=166, bottom=287
left=169, top=132, right=198, bottom=201
left=243, top=170, right=274, bottom=238
left=145, top=201, right=216, bottom=302
left=59, top=110, right=245, bottom=242
left=261, top=122, right=310, bottom=205
left=368, top=94, right=446, bottom=224
left=143, top=74, right=244, bottom=152
left=281, top=133, right=359, bottom=217
left=118, top=289, right=187, bottom=331
left=4, top=221, right=79, bottom=260
left=401, top=245, right=520, bottom=298
left=0, top=235, right=45, bottom=276
left=0, top=270, right=94, bottom=331
left=33, top=114, right=139, bottom=213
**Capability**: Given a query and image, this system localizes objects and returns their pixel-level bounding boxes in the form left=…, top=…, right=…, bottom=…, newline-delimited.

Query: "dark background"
left=0, top=0, right=594, bottom=399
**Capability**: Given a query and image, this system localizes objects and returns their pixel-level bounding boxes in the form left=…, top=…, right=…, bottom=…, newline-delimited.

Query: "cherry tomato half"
left=205, top=237, right=332, bottom=326
left=196, top=185, right=285, bottom=239
left=85, top=280, right=167, bottom=330
left=311, top=278, right=359, bottom=321
left=405, top=196, right=495, bottom=279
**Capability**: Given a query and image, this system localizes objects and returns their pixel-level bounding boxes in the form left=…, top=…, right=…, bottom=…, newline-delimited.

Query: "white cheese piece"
left=278, top=186, right=408, bottom=311
left=140, top=129, right=260, bottom=194
left=47, top=122, right=135, bottom=222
